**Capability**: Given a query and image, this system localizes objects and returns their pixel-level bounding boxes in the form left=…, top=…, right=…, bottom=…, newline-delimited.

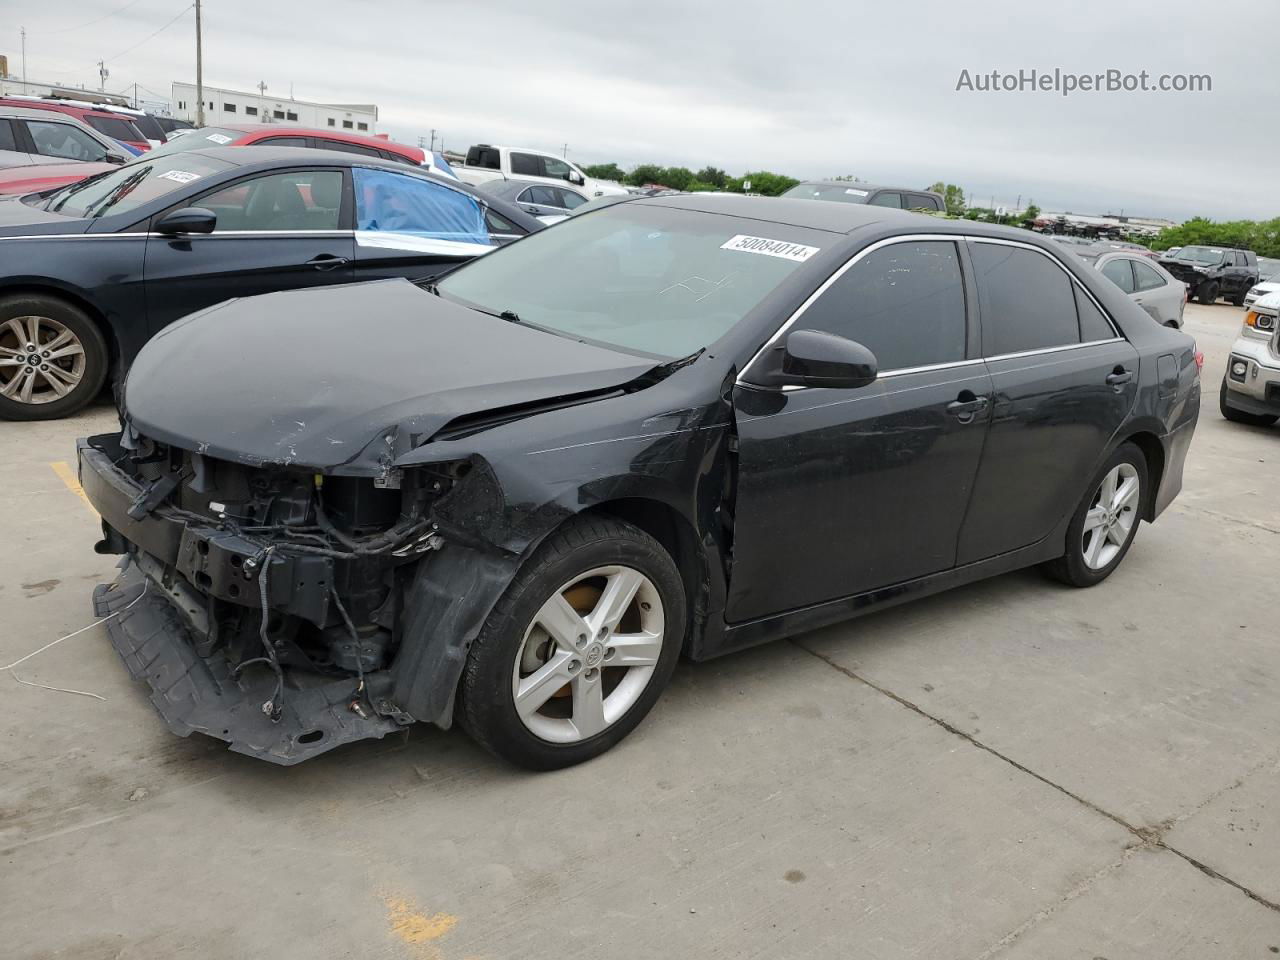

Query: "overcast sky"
left=6, top=0, right=1277, bottom=220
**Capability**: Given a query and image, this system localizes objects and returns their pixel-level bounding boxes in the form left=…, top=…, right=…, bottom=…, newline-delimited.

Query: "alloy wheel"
left=1081, top=462, right=1140, bottom=570
left=0, top=316, right=87, bottom=405
left=512, top=565, right=665, bottom=744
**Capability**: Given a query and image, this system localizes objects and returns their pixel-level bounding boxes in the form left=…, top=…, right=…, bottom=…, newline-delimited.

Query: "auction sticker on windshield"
left=158, top=170, right=201, bottom=184
left=721, top=235, right=820, bottom=262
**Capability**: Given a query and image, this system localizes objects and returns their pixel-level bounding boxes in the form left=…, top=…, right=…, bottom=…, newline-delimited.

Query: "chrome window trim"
left=739, top=232, right=1129, bottom=393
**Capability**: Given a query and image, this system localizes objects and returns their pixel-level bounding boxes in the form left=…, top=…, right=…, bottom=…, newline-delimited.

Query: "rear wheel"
left=0, top=295, right=108, bottom=421
left=459, top=516, right=685, bottom=770
left=1042, top=442, right=1147, bottom=587
left=1220, top=378, right=1278, bottom=426
left=1197, top=281, right=1219, bottom=305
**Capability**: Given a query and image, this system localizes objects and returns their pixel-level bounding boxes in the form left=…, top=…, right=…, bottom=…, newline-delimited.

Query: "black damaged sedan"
left=78, top=194, right=1200, bottom=769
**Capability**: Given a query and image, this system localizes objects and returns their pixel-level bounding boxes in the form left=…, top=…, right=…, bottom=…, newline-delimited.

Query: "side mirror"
left=754, top=329, right=878, bottom=390
left=568, top=170, right=585, bottom=185
left=155, top=207, right=217, bottom=236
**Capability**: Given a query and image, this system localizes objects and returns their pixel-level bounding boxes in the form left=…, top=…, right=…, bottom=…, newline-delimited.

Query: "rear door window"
left=791, top=240, right=967, bottom=371
left=542, top=157, right=572, bottom=181
left=1101, top=258, right=1136, bottom=294
left=0, top=118, right=18, bottom=153
left=868, top=192, right=903, bottom=208
left=1074, top=287, right=1115, bottom=341
left=84, top=115, right=142, bottom=142
left=971, top=242, right=1081, bottom=355
left=193, top=170, right=343, bottom=231
left=1132, top=260, right=1167, bottom=292
left=509, top=152, right=540, bottom=176
left=315, top=138, right=383, bottom=158
left=526, top=185, right=562, bottom=206
left=906, top=193, right=941, bottom=211
left=557, top=189, right=588, bottom=209
left=354, top=167, right=493, bottom=248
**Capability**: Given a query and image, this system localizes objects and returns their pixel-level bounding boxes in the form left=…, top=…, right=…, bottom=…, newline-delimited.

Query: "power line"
left=104, top=3, right=194, bottom=64
left=26, top=0, right=150, bottom=36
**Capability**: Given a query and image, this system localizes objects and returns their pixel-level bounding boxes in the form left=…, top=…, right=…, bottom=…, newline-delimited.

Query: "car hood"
left=124, top=279, right=659, bottom=473
left=1254, top=290, right=1280, bottom=311
left=0, top=195, right=89, bottom=234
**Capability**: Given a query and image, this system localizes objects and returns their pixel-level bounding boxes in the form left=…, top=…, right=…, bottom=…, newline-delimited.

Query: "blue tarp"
left=354, top=167, right=488, bottom=244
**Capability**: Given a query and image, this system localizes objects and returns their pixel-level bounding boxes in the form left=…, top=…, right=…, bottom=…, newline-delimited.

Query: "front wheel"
left=458, top=516, right=685, bottom=770
left=1197, top=281, right=1219, bottom=305
left=0, top=295, right=109, bottom=421
left=1042, top=442, right=1148, bottom=587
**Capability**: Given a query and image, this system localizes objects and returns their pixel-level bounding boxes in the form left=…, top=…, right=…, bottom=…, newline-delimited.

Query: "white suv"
left=1221, top=290, right=1280, bottom=425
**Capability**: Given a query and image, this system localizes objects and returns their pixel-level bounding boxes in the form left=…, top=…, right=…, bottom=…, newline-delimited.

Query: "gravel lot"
left=3, top=301, right=1279, bottom=959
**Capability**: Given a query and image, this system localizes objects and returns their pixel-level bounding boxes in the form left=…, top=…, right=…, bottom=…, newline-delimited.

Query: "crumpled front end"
left=78, top=430, right=463, bottom=764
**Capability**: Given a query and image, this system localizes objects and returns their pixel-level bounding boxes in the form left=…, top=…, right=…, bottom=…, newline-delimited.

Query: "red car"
left=0, top=98, right=150, bottom=154
left=0, top=161, right=117, bottom=196
left=150, top=123, right=430, bottom=167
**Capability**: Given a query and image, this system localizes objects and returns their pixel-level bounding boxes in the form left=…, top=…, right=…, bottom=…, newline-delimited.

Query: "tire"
left=1197, top=281, right=1219, bottom=305
left=0, top=294, right=109, bottom=421
left=458, top=515, right=685, bottom=770
left=1230, top=291, right=1247, bottom=307
left=1219, top=378, right=1278, bottom=426
left=1042, top=442, right=1148, bottom=588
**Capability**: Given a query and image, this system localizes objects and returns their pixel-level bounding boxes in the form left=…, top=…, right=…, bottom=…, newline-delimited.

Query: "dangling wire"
left=328, top=584, right=366, bottom=700
left=253, top=546, right=285, bottom=722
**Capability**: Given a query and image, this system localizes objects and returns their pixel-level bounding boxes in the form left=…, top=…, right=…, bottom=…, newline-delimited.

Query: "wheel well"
left=581, top=498, right=706, bottom=655
left=1122, top=431, right=1165, bottom=520
left=0, top=284, right=119, bottom=368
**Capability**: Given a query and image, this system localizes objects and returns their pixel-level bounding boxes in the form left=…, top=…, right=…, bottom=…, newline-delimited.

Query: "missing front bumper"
left=95, top=559, right=402, bottom=765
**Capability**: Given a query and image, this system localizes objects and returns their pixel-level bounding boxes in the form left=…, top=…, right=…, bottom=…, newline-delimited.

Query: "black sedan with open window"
left=0, top=146, right=540, bottom=420
left=77, top=194, right=1200, bottom=769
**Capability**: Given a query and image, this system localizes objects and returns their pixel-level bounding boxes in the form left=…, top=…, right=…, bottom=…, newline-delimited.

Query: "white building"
left=170, top=82, right=378, bottom=133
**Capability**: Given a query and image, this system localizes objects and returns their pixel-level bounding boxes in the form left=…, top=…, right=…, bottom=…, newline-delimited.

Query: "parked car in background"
left=0, top=97, right=151, bottom=155
left=780, top=181, right=945, bottom=212
left=1092, top=240, right=1160, bottom=260
left=1221, top=291, right=1280, bottom=425
left=140, top=124, right=447, bottom=171
left=479, top=177, right=590, bottom=222
left=1243, top=257, right=1280, bottom=308
left=455, top=144, right=628, bottom=197
left=0, top=107, right=132, bottom=169
left=154, top=116, right=196, bottom=138
left=78, top=195, right=1198, bottom=769
left=0, top=146, right=540, bottom=419
left=1158, top=245, right=1259, bottom=305
left=0, top=161, right=117, bottom=196
left=1078, top=247, right=1186, bottom=327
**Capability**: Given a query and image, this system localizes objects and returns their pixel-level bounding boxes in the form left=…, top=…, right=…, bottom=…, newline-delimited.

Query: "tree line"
left=581, top=162, right=800, bottom=196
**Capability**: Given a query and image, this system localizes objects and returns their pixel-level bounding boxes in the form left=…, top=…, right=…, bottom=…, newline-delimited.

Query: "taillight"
left=1194, top=352, right=1204, bottom=373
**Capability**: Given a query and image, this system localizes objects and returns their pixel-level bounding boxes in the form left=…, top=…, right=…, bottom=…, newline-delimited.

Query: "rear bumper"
left=96, top=560, right=401, bottom=764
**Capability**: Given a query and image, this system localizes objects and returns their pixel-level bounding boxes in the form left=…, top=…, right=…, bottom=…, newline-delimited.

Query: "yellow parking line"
left=50, top=461, right=96, bottom=516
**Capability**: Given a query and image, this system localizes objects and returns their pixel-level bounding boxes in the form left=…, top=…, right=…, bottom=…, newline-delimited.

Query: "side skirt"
left=702, top=537, right=1064, bottom=659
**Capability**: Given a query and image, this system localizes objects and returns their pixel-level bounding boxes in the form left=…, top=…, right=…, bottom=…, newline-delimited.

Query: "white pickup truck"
left=454, top=144, right=628, bottom=198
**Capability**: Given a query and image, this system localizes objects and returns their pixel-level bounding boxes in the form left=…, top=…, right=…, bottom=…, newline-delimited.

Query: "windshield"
left=437, top=204, right=827, bottom=359
left=1171, top=245, right=1225, bottom=264
left=781, top=182, right=872, bottom=204
left=41, top=154, right=232, bottom=219
left=141, top=127, right=243, bottom=160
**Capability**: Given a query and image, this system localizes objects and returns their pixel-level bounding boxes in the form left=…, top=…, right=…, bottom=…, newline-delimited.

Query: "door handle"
left=947, top=391, right=989, bottom=421
left=306, top=254, right=349, bottom=271
left=1105, top=369, right=1134, bottom=386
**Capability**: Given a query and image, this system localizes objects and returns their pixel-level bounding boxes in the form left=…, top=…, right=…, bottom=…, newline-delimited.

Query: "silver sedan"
left=1082, top=249, right=1187, bottom=328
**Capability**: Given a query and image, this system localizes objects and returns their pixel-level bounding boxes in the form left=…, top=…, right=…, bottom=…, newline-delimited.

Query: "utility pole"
left=430, top=128, right=437, bottom=152
left=132, top=82, right=138, bottom=108
left=257, top=81, right=267, bottom=122
left=97, top=60, right=109, bottom=92
left=20, top=27, right=27, bottom=94
left=195, top=0, right=204, bottom=127
left=562, top=143, right=568, bottom=158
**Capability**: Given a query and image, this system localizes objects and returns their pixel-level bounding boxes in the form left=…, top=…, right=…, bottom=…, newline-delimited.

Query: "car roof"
left=482, top=178, right=577, bottom=197
left=215, top=123, right=418, bottom=151
left=0, top=105, right=103, bottom=123
left=0, top=98, right=127, bottom=120
left=153, top=144, right=418, bottom=170
left=794, top=180, right=941, bottom=196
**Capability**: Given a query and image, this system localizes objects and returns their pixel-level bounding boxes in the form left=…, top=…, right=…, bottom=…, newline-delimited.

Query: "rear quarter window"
left=85, top=115, right=142, bottom=142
